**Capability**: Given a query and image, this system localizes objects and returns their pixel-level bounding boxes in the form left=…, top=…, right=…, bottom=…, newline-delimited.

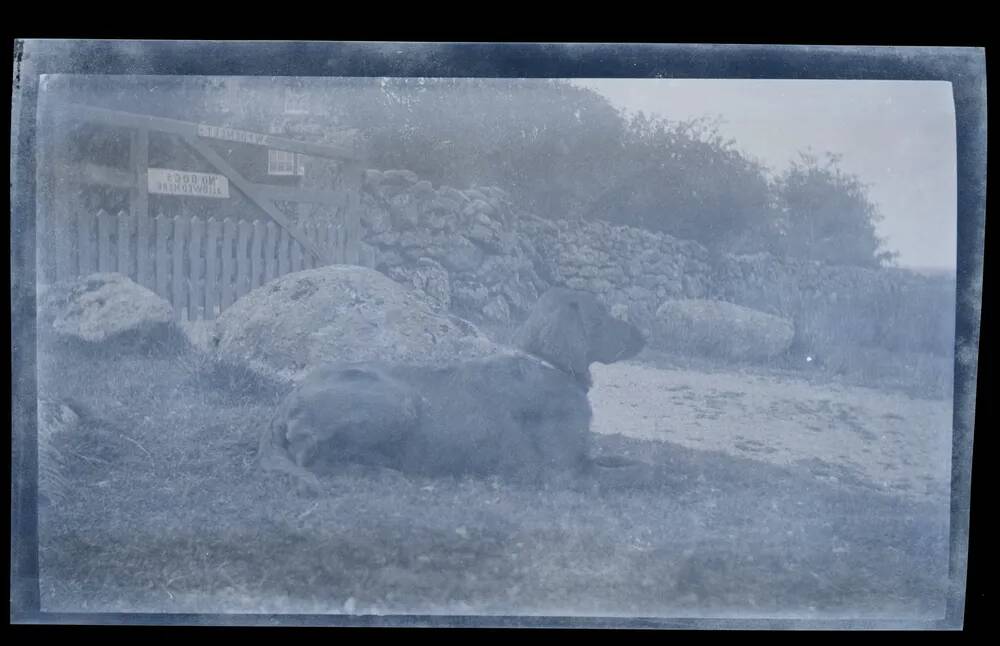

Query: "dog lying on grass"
left=259, top=288, right=649, bottom=494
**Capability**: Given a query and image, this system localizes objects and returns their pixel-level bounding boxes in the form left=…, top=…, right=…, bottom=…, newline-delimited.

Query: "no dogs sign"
left=147, top=168, right=230, bottom=198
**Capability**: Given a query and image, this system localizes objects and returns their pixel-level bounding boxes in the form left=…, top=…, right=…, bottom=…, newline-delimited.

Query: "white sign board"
left=147, top=168, right=230, bottom=198
left=197, top=124, right=273, bottom=147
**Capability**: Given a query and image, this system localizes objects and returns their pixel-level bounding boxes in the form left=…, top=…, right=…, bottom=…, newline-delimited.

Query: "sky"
left=573, top=79, right=958, bottom=271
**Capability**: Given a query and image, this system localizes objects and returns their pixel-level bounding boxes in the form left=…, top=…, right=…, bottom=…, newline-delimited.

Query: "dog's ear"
left=514, top=291, right=591, bottom=386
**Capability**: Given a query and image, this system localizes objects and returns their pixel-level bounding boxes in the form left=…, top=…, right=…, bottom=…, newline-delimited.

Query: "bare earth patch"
left=592, top=362, right=953, bottom=503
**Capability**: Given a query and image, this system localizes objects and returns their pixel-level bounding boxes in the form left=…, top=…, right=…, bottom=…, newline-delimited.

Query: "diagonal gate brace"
left=182, top=134, right=330, bottom=264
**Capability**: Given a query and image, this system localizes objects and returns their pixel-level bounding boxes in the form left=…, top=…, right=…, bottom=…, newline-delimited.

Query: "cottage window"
left=268, top=149, right=295, bottom=176
left=268, top=149, right=306, bottom=176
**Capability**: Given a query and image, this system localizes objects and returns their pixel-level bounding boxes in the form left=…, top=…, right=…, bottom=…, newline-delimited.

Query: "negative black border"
left=9, top=40, right=988, bottom=630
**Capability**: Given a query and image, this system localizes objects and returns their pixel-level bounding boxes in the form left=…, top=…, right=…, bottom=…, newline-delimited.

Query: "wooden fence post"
left=336, top=221, right=346, bottom=265
left=316, top=218, right=330, bottom=266
left=301, top=216, right=315, bottom=270
left=78, top=210, right=96, bottom=275
left=236, top=220, right=252, bottom=298
left=136, top=211, right=153, bottom=290
left=205, top=217, right=220, bottom=319
left=116, top=210, right=132, bottom=277
left=172, top=215, right=189, bottom=320
left=97, top=210, right=114, bottom=272
left=188, top=217, right=204, bottom=321
left=251, top=220, right=265, bottom=289
left=264, top=221, right=278, bottom=284
left=290, top=236, right=303, bottom=273
left=278, top=227, right=290, bottom=278
left=155, top=214, right=170, bottom=301
left=220, top=218, right=236, bottom=310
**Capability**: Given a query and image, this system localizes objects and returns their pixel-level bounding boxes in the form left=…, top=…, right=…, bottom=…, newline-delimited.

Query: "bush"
left=587, top=114, right=780, bottom=255
left=773, top=152, right=897, bottom=269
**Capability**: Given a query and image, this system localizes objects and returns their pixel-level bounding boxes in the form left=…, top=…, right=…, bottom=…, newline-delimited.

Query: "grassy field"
left=34, top=336, right=951, bottom=620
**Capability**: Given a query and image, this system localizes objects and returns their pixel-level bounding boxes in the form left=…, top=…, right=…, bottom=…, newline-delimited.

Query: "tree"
left=47, top=76, right=899, bottom=270
left=319, top=78, right=626, bottom=217
left=584, top=113, right=780, bottom=254
left=774, top=152, right=897, bottom=268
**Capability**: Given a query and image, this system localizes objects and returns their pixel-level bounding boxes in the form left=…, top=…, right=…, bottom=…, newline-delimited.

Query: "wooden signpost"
left=196, top=124, right=273, bottom=147
left=42, top=101, right=368, bottom=319
left=147, top=168, right=230, bottom=198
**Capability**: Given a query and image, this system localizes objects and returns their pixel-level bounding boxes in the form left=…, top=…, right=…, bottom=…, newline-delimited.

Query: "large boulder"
left=212, top=266, right=503, bottom=383
left=37, top=273, right=186, bottom=353
left=385, top=257, right=451, bottom=311
left=654, top=299, right=794, bottom=362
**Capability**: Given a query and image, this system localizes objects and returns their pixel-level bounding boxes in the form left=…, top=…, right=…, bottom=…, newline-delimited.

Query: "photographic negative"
left=10, top=41, right=986, bottom=629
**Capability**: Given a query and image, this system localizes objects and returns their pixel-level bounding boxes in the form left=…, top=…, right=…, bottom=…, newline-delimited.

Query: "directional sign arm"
left=60, top=103, right=361, bottom=161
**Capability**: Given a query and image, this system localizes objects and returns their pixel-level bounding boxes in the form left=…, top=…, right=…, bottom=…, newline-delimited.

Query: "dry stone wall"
left=360, top=169, right=549, bottom=326
left=356, top=169, right=955, bottom=362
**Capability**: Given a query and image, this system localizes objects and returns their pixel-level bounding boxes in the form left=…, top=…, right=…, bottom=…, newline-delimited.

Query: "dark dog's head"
left=513, top=288, right=646, bottom=389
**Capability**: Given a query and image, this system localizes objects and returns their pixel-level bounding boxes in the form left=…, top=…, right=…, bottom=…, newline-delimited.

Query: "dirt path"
left=591, top=362, right=953, bottom=503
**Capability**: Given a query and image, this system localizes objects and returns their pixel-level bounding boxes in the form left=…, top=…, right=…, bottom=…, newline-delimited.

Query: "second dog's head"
left=513, top=288, right=646, bottom=388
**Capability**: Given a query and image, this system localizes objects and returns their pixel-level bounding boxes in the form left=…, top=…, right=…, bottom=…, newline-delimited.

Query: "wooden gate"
left=36, top=100, right=369, bottom=320
left=65, top=209, right=360, bottom=320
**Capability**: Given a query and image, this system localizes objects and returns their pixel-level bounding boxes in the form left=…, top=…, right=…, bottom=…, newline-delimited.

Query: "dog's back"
left=388, top=354, right=593, bottom=479
left=260, top=362, right=424, bottom=483
left=262, top=353, right=593, bottom=484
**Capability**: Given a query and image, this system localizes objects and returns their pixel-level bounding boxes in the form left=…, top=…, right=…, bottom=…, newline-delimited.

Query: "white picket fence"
left=55, top=209, right=361, bottom=320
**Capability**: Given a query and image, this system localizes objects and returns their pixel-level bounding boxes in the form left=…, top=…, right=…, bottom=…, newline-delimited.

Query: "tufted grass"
left=34, top=336, right=950, bottom=620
